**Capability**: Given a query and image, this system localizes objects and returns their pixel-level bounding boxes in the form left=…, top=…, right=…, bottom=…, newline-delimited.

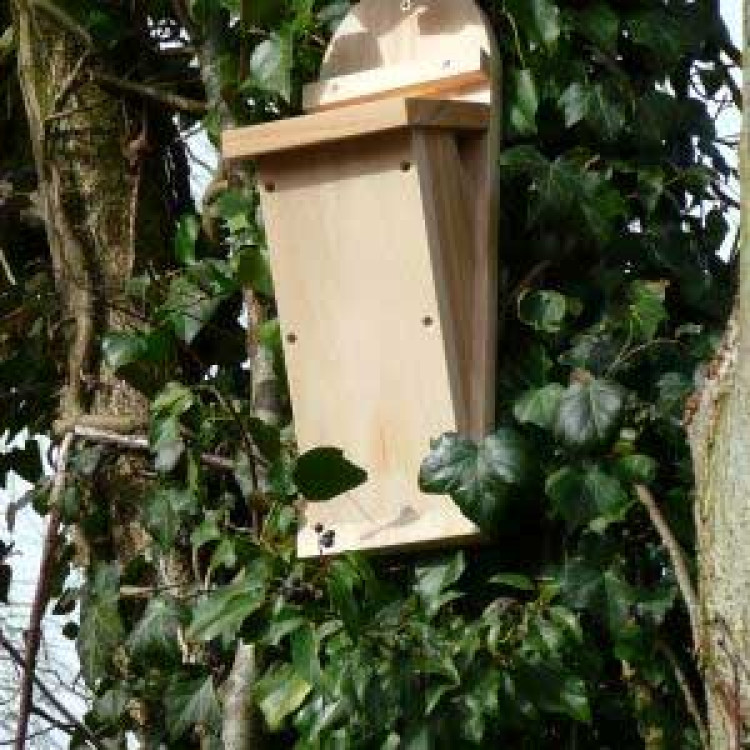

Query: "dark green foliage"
left=0, top=0, right=738, bottom=748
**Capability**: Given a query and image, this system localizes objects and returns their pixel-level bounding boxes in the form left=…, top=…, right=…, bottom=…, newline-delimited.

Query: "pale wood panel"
left=257, top=133, right=478, bottom=557
left=303, top=50, right=490, bottom=112
left=320, top=0, right=495, bottom=105
left=222, top=98, right=489, bottom=161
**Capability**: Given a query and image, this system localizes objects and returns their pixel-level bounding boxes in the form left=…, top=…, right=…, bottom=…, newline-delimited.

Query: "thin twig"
left=635, top=484, right=700, bottom=650
left=90, top=70, right=208, bottom=114
left=72, top=424, right=236, bottom=472
left=15, top=433, right=74, bottom=750
left=657, top=641, right=709, bottom=749
left=0, top=629, right=104, bottom=749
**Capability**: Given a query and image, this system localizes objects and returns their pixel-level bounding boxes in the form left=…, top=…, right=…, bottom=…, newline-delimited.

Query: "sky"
left=0, top=0, right=744, bottom=744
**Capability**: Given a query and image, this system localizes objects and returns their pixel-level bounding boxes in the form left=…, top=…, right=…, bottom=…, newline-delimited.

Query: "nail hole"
left=400, top=161, right=412, bottom=172
left=443, top=59, right=452, bottom=69
left=287, top=333, right=298, bottom=344
left=264, top=182, right=276, bottom=193
left=422, top=316, right=434, bottom=327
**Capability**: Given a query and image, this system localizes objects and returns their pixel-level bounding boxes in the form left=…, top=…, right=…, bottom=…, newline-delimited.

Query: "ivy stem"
left=635, top=484, right=700, bottom=650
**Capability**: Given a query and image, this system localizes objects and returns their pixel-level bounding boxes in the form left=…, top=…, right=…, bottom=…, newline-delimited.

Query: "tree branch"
left=71, top=423, right=236, bottom=472
left=90, top=69, right=209, bottom=114
left=635, top=484, right=700, bottom=650
left=29, top=0, right=93, bottom=47
left=0, top=628, right=104, bottom=749
left=15, top=432, right=74, bottom=750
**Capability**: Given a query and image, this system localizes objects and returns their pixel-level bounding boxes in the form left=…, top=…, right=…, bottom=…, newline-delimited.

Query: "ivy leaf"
left=294, top=447, right=367, bottom=502
left=255, top=664, right=312, bottom=731
left=629, top=280, right=669, bottom=342
left=142, top=486, right=198, bottom=550
left=519, top=290, right=567, bottom=333
left=546, top=466, right=631, bottom=531
left=559, top=83, right=625, bottom=140
left=247, top=31, right=293, bottom=102
left=233, top=247, right=274, bottom=296
left=508, top=69, right=539, bottom=137
left=188, top=562, right=270, bottom=642
left=505, top=0, right=561, bottom=48
left=419, top=430, right=529, bottom=531
left=554, top=378, right=625, bottom=450
left=414, top=552, right=465, bottom=616
left=78, top=565, right=124, bottom=686
left=165, top=677, right=221, bottom=739
left=93, top=688, right=130, bottom=727
left=570, top=3, right=620, bottom=52
left=128, top=597, right=186, bottom=662
left=175, top=214, right=199, bottom=265
left=165, top=275, right=222, bottom=344
left=615, top=454, right=658, bottom=485
left=514, top=384, right=565, bottom=430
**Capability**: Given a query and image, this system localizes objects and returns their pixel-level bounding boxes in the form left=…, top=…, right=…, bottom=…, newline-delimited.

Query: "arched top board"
left=303, top=0, right=497, bottom=112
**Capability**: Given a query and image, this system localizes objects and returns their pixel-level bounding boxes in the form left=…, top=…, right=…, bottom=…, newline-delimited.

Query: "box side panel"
left=257, top=133, right=477, bottom=556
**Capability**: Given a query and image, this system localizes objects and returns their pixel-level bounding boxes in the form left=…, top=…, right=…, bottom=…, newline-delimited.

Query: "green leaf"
left=78, top=565, right=124, bottom=686
left=291, top=623, right=324, bottom=688
left=490, top=573, right=535, bottom=591
left=508, top=69, right=539, bottom=137
left=559, top=83, right=625, bottom=140
left=128, top=597, right=185, bottom=661
left=514, top=384, right=565, bottom=430
left=233, top=247, right=274, bottom=296
left=519, top=290, right=567, bottom=333
left=175, top=214, right=199, bottom=265
left=247, top=32, right=293, bottom=102
left=419, top=430, right=529, bottom=531
left=294, top=447, right=367, bottom=502
left=546, top=466, right=631, bottom=532
left=571, top=4, right=620, bottom=52
left=165, top=677, right=221, bottom=739
left=102, top=331, right=150, bottom=370
left=506, top=0, right=561, bottom=48
left=255, top=664, right=312, bottom=731
left=414, top=552, right=465, bottom=616
left=554, top=378, right=625, bottom=450
left=142, top=486, right=197, bottom=550
left=93, top=688, right=129, bottom=727
left=188, top=563, right=270, bottom=642
left=628, top=280, right=669, bottom=342
left=615, top=454, right=658, bottom=485
left=165, top=276, right=223, bottom=344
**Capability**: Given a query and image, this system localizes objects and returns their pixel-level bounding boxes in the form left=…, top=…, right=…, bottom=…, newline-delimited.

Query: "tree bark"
left=689, top=6, right=750, bottom=748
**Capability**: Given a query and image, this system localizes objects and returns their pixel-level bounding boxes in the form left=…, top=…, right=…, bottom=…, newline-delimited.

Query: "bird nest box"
left=222, top=0, right=500, bottom=557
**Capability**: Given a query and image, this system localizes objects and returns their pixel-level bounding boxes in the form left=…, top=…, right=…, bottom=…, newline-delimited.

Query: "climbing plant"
left=0, top=0, right=741, bottom=748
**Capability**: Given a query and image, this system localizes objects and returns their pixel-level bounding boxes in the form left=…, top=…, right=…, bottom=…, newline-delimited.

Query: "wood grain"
left=222, top=97, right=489, bottom=161
left=303, top=50, right=490, bottom=112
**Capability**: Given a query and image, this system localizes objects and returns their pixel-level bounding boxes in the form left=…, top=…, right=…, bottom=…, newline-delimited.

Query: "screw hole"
left=287, top=333, right=298, bottom=344
left=422, top=316, right=434, bottom=327
left=400, top=161, right=412, bottom=172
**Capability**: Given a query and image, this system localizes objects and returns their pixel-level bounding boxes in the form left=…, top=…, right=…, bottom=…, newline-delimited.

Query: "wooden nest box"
left=222, top=0, right=500, bottom=557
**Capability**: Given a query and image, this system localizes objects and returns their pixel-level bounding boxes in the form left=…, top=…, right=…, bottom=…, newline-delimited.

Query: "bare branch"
left=0, top=630, right=104, bottom=749
left=15, top=433, right=74, bottom=750
left=90, top=70, right=209, bottom=114
left=29, top=0, right=93, bottom=47
left=72, top=423, right=236, bottom=471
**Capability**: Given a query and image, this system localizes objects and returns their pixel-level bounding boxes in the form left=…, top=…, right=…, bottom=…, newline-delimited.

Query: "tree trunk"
left=689, top=6, right=750, bottom=748
left=12, top=1, right=187, bottom=743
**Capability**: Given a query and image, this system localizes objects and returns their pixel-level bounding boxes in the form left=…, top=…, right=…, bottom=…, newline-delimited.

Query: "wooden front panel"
left=258, top=132, right=478, bottom=556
